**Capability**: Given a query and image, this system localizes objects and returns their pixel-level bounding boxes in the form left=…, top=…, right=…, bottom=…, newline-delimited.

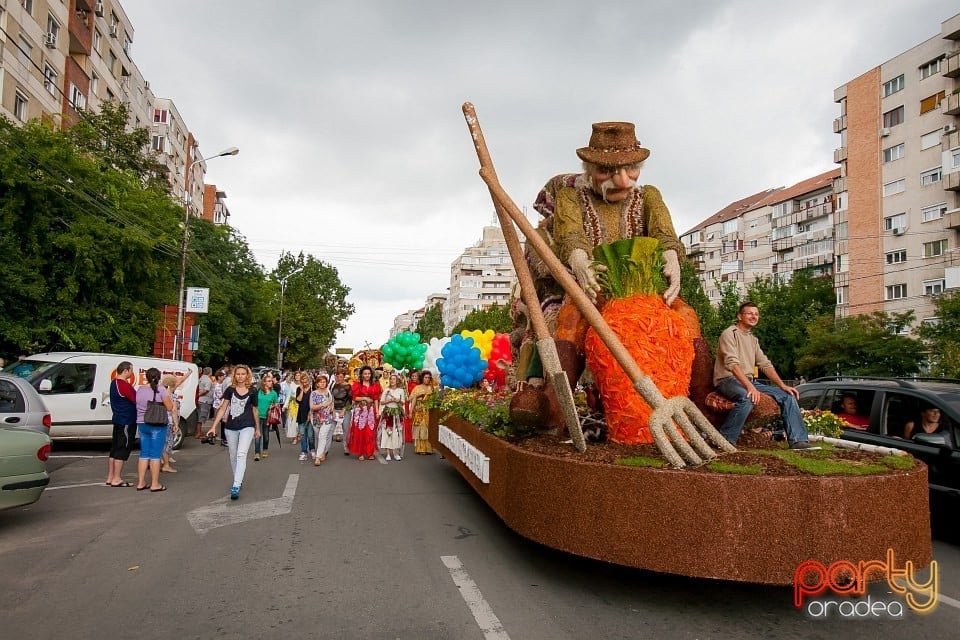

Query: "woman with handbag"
left=310, top=374, right=335, bottom=465
left=206, top=364, right=260, bottom=500
left=135, top=367, right=177, bottom=492
left=254, top=373, right=279, bottom=461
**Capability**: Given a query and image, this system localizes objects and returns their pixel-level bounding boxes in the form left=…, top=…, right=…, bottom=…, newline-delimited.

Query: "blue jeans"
left=715, top=377, right=809, bottom=445
left=137, top=424, right=167, bottom=461
left=298, top=421, right=315, bottom=454
left=254, top=422, right=270, bottom=455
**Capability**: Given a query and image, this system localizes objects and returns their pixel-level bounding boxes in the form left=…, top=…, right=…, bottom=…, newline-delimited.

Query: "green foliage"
left=700, top=280, right=744, bottom=350
left=430, top=388, right=533, bottom=438
left=801, top=409, right=846, bottom=438
left=754, top=448, right=892, bottom=476
left=0, top=114, right=180, bottom=355
left=879, top=455, right=916, bottom=470
left=593, top=237, right=664, bottom=298
left=797, top=311, right=921, bottom=378
left=451, top=303, right=511, bottom=335
left=415, top=303, right=445, bottom=342
left=679, top=258, right=713, bottom=332
left=917, top=290, right=960, bottom=377
left=273, top=252, right=354, bottom=369
left=706, top=461, right=763, bottom=475
left=615, top=456, right=668, bottom=468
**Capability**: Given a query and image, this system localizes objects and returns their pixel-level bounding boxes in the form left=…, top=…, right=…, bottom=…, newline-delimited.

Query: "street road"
left=1, top=437, right=959, bottom=639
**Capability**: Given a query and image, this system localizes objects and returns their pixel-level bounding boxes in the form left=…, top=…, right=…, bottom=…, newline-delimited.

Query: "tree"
left=797, top=311, right=922, bottom=378
left=415, top=303, right=445, bottom=341
left=452, top=303, right=512, bottom=335
left=747, top=271, right=836, bottom=379
left=0, top=115, right=181, bottom=356
left=273, top=252, right=354, bottom=369
left=917, top=290, right=960, bottom=377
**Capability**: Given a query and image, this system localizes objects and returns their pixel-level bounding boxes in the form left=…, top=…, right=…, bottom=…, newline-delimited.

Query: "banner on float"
left=438, top=424, right=490, bottom=484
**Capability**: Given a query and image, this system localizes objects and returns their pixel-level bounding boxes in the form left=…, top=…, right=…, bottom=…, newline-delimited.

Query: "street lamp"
left=174, top=146, right=239, bottom=360
left=276, top=266, right=305, bottom=370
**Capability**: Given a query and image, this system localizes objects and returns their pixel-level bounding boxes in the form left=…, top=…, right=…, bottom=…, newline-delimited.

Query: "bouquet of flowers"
left=801, top=409, right=846, bottom=438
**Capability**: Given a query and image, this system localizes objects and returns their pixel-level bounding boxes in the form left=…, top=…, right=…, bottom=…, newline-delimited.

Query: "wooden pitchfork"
left=462, top=103, right=736, bottom=468
left=462, top=104, right=586, bottom=453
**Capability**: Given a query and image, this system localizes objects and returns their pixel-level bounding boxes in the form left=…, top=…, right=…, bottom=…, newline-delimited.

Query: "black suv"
left=796, top=377, right=960, bottom=500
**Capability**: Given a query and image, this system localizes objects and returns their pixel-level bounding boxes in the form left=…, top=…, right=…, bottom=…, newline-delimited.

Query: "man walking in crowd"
left=105, top=361, right=137, bottom=487
left=714, top=302, right=819, bottom=450
left=196, top=367, right=214, bottom=439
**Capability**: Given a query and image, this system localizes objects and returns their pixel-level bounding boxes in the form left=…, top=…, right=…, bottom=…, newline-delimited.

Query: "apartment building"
left=443, top=226, right=515, bottom=333
left=392, top=293, right=447, bottom=338
left=767, top=169, right=839, bottom=282
left=833, top=13, right=960, bottom=325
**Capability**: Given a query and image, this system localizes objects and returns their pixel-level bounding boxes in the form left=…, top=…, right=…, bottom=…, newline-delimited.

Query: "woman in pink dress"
left=347, top=366, right=381, bottom=461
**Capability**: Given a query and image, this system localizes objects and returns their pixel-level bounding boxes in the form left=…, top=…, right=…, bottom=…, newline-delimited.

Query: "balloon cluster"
left=422, top=337, right=450, bottom=380
left=483, top=333, right=513, bottom=388
left=381, top=331, right=426, bottom=371
left=437, top=335, right=487, bottom=389
left=460, top=329, right=495, bottom=359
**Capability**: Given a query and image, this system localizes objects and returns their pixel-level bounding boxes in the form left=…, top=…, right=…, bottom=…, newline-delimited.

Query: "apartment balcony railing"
left=945, top=171, right=960, bottom=192
left=834, top=147, right=848, bottom=163
left=833, top=175, right=847, bottom=195
left=833, top=114, right=847, bottom=133
left=772, top=201, right=835, bottom=229
left=944, top=92, right=960, bottom=117
left=945, top=50, right=960, bottom=78
left=944, top=129, right=960, bottom=151
left=945, top=207, right=960, bottom=229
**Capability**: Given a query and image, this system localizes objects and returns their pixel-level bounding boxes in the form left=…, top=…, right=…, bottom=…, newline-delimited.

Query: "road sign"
left=186, top=287, right=209, bottom=313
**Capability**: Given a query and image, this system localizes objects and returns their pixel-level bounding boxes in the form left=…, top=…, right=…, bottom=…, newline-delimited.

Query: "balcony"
left=944, top=92, right=960, bottom=117
left=945, top=51, right=960, bottom=78
left=944, top=129, right=960, bottom=151
left=833, top=147, right=848, bottom=163
left=833, top=175, right=847, bottom=194
left=945, top=207, right=960, bottom=229
left=833, top=114, right=847, bottom=133
left=945, top=172, right=960, bottom=192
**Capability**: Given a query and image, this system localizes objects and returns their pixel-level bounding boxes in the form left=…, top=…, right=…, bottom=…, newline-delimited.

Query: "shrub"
left=429, top=388, right=534, bottom=438
left=801, top=409, right=846, bottom=438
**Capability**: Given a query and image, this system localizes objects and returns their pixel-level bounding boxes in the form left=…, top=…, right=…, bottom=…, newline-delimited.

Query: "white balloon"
left=422, top=336, right=451, bottom=382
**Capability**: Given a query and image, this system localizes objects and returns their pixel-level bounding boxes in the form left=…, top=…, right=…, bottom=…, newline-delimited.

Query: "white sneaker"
left=385, top=454, right=392, bottom=461
left=298, top=452, right=306, bottom=461
left=395, top=455, right=402, bottom=461
left=309, top=450, right=317, bottom=459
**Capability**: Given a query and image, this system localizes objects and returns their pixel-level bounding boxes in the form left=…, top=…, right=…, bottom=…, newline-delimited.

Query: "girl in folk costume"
left=408, top=370, right=437, bottom=455
left=378, top=372, right=407, bottom=461
left=310, top=374, right=335, bottom=465
left=348, top=366, right=381, bottom=461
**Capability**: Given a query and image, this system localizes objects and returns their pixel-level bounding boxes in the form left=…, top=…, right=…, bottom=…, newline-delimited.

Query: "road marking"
left=441, top=555, right=511, bottom=640
left=186, top=474, right=299, bottom=535
left=940, top=593, right=960, bottom=610
left=46, top=482, right=111, bottom=491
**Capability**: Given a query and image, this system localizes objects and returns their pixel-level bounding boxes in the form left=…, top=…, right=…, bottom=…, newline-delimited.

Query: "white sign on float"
left=186, top=287, right=210, bottom=313
left=439, top=424, right=490, bottom=483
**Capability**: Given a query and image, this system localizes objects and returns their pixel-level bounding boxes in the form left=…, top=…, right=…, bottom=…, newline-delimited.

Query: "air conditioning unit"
left=880, top=128, right=891, bottom=137
left=109, top=26, right=118, bottom=38
left=892, top=227, right=905, bottom=236
left=946, top=123, right=958, bottom=134
left=44, top=32, right=56, bottom=48
left=94, top=1, right=104, bottom=16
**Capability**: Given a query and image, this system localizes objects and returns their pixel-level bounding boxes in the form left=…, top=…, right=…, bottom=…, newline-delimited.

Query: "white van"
left=3, top=353, right=198, bottom=449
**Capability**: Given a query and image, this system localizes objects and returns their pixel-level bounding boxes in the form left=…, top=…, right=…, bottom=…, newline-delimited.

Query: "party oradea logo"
left=794, top=549, right=938, bottom=618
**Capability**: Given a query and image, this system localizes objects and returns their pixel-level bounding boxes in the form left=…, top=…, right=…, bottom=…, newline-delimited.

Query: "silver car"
left=0, top=372, right=52, bottom=435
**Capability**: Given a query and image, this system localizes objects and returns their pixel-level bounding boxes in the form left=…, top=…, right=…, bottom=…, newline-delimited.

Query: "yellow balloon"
left=460, top=329, right=494, bottom=360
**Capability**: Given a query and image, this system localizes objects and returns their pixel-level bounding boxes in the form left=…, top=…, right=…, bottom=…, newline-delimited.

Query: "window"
left=882, top=106, right=904, bottom=128
left=69, top=84, right=86, bottom=110
left=924, top=279, right=945, bottom=296
left=953, top=149, right=960, bottom=169
left=885, top=284, right=907, bottom=300
left=836, top=221, right=848, bottom=240
left=920, top=130, right=941, bottom=150
left=836, top=191, right=848, bottom=211
left=921, top=203, right=947, bottom=222
left=43, top=64, right=58, bottom=96
left=107, top=50, right=117, bottom=73
left=153, top=109, right=168, bottom=124
left=13, top=92, right=28, bottom=121
left=919, top=58, right=942, bottom=80
left=883, top=143, right=904, bottom=163
left=885, top=249, right=907, bottom=265
left=0, top=379, right=26, bottom=414
left=882, top=74, right=904, bottom=97
left=882, top=179, right=905, bottom=196
left=17, top=36, right=32, bottom=67
left=93, top=29, right=102, bottom=54
left=46, top=14, right=60, bottom=45
left=884, top=213, right=906, bottom=231
left=923, top=239, right=947, bottom=257
left=836, top=287, right=847, bottom=305
left=90, top=72, right=99, bottom=97
left=920, top=91, right=945, bottom=115
left=20, top=0, right=33, bottom=15
left=43, top=364, right=96, bottom=394
left=123, top=36, right=132, bottom=56
left=722, top=219, right=738, bottom=236
left=151, top=135, right=166, bottom=152
left=920, top=167, right=942, bottom=186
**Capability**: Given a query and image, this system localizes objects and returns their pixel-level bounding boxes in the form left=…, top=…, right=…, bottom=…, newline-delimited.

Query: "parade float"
left=404, top=104, right=934, bottom=586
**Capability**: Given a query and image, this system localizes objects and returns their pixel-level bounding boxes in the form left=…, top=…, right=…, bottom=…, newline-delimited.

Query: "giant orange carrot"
left=584, top=238, right=694, bottom=444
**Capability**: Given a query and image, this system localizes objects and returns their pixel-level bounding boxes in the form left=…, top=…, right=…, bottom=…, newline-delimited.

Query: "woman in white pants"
left=378, top=372, right=407, bottom=461
left=207, top=364, right=260, bottom=500
left=310, top=375, right=335, bottom=465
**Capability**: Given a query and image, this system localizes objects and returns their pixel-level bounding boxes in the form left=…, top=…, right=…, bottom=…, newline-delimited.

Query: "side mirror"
left=912, top=432, right=948, bottom=447
left=38, top=379, right=52, bottom=393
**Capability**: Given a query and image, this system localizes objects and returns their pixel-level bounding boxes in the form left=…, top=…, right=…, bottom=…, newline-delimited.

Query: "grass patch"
left=616, top=456, right=668, bottom=469
left=755, top=448, right=889, bottom=476
left=879, top=454, right=916, bottom=470
left=706, top=461, right=763, bottom=475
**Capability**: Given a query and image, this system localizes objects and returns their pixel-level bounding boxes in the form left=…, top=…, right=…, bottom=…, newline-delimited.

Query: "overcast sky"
left=123, top=0, right=957, bottom=353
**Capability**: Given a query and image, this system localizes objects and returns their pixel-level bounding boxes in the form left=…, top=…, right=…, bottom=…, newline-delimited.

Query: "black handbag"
left=144, top=389, right=168, bottom=426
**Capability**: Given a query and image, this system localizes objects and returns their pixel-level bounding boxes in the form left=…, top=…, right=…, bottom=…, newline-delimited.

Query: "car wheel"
left=172, top=427, right=184, bottom=451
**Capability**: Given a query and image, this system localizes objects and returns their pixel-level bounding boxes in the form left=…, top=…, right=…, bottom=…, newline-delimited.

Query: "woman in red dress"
left=348, top=366, right=381, bottom=461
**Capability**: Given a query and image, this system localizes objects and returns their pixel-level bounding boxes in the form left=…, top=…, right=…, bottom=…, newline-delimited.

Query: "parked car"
left=0, top=373, right=52, bottom=435
left=3, top=353, right=198, bottom=450
left=796, top=376, right=960, bottom=499
left=0, top=428, right=51, bottom=511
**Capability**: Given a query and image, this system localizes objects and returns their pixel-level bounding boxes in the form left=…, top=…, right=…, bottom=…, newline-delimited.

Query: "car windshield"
left=2, top=359, right=59, bottom=381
